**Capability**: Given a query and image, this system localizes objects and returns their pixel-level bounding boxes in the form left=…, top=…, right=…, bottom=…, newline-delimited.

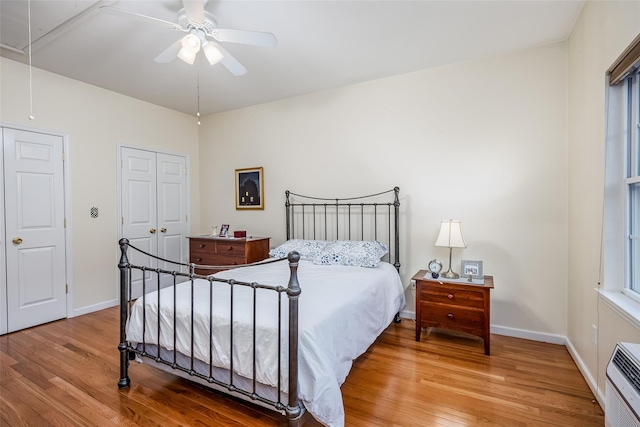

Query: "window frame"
left=600, top=34, right=640, bottom=325
left=624, top=69, right=640, bottom=301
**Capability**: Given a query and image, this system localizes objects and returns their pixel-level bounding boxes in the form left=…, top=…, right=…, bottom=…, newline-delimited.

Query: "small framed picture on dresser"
left=219, top=224, right=229, bottom=238
left=461, top=260, right=483, bottom=280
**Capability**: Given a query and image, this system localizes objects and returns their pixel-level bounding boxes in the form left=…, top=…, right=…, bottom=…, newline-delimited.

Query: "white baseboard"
left=399, top=309, right=415, bottom=320
left=400, top=311, right=566, bottom=345
left=565, top=339, right=604, bottom=408
left=73, top=298, right=118, bottom=318
left=489, top=324, right=566, bottom=345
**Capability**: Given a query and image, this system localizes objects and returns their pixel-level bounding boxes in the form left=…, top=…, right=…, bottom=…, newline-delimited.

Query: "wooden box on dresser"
left=413, top=270, right=494, bottom=355
left=188, top=236, right=270, bottom=275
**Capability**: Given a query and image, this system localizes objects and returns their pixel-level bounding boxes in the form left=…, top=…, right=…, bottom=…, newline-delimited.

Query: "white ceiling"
left=0, top=0, right=584, bottom=116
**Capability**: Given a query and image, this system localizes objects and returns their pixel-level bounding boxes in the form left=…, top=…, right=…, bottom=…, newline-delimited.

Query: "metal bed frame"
left=286, top=187, right=400, bottom=272
left=117, top=187, right=401, bottom=426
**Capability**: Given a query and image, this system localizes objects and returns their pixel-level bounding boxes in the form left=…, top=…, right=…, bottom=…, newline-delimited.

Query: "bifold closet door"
left=3, top=128, right=67, bottom=333
left=121, top=147, right=187, bottom=298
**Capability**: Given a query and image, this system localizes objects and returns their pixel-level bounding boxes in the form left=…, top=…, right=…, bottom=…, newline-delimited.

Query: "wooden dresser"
left=414, top=271, right=494, bottom=355
left=188, top=236, right=270, bottom=275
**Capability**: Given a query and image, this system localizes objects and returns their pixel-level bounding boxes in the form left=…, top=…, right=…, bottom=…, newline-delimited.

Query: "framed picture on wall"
left=236, top=167, right=264, bottom=210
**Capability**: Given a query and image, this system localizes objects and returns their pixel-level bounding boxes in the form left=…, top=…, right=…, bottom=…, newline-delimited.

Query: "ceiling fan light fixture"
left=177, top=33, right=201, bottom=64
left=182, top=33, right=201, bottom=52
left=177, top=46, right=197, bottom=64
left=203, top=43, right=223, bottom=65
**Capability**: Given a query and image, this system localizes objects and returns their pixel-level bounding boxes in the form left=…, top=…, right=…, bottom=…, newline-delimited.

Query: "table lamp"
left=434, top=219, right=467, bottom=279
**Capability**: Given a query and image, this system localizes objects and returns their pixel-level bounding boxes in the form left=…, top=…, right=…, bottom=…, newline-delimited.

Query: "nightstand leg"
left=415, top=326, right=421, bottom=342
left=484, top=337, right=490, bottom=356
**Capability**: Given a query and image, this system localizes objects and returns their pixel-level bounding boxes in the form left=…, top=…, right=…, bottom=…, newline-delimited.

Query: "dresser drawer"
left=191, top=240, right=215, bottom=252
left=189, top=251, right=219, bottom=265
left=215, top=241, right=246, bottom=258
left=419, top=285, right=484, bottom=309
left=420, top=301, right=484, bottom=334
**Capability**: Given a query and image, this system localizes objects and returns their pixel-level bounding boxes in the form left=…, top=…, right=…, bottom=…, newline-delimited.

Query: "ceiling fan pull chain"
left=27, top=0, right=34, bottom=121
left=197, top=57, right=201, bottom=126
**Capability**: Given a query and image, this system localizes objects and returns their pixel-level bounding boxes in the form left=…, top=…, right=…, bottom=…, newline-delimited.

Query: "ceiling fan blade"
left=216, top=45, right=247, bottom=76
left=99, top=6, right=184, bottom=32
left=154, top=39, right=183, bottom=63
left=182, top=0, right=205, bottom=24
left=210, top=29, right=277, bottom=48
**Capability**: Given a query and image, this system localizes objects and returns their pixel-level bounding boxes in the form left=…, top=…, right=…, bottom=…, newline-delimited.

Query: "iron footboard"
left=117, top=238, right=304, bottom=425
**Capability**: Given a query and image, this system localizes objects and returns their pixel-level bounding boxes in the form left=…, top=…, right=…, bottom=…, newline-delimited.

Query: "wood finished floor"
left=0, top=307, right=604, bottom=426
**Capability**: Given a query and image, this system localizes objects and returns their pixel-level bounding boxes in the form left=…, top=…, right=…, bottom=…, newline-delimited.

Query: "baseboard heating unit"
left=606, top=342, right=640, bottom=426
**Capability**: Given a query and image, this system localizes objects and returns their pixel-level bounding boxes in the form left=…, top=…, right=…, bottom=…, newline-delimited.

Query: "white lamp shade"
left=177, top=33, right=201, bottom=65
left=434, top=220, right=467, bottom=248
left=177, top=47, right=197, bottom=64
left=203, top=43, right=223, bottom=65
left=182, top=33, right=201, bottom=51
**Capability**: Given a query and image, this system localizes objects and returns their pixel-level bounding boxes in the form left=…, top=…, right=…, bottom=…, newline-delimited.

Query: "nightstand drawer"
left=419, top=285, right=484, bottom=309
left=420, top=302, right=484, bottom=333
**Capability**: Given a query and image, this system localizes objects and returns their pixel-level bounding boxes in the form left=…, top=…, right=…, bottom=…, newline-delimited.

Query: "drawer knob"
left=447, top=313, right=454, bottom=319
left=196, top=258, right=202, bottom=262
left=447, top=293, right=454, bottom=299
left=199, top=244, right=205, bottom=248
left=227, top=246, right=233, bottom=251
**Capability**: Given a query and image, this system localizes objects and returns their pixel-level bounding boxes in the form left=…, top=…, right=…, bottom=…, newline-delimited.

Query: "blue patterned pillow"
left=269, top=239, right=328, bottom=260
left=312, top=240, right=388, bottom=267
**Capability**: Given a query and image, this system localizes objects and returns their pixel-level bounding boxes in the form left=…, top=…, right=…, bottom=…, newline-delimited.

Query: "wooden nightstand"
left=188, top=236, right=270, bottom=275
left=414, top=270, right=494, bottom=355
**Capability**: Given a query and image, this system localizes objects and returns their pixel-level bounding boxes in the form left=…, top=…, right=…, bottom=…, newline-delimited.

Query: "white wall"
left=567, top=0, right=640, bottom=402
left=199, top=42, right=569, bottom=338
left=0, top=57, right=200, bottom=313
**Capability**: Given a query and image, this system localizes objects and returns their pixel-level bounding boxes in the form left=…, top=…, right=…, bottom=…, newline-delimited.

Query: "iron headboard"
left=285, top=187, right=400, bottom=272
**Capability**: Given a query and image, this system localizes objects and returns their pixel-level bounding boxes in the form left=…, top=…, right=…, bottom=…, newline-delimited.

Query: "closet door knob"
left=12, top=237, right=23, bottom=245
left=149, top=228, right=156, bottom=234
left=160, top=228, right=167, bottom=233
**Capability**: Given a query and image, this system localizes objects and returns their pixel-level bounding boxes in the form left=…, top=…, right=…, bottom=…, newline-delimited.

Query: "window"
left=603, top=34, right=640, bottom=310
left=627, top=71, right=640, bottom=294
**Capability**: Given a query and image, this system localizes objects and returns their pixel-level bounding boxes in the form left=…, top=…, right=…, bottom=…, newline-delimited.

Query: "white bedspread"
left=126, top=259, right=405, bottom=426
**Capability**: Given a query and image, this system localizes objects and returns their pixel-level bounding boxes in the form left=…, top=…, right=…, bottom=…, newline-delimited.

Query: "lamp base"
left=441, top=247, right=460, bottom=279
left=442, top=269, right=459, bottom=279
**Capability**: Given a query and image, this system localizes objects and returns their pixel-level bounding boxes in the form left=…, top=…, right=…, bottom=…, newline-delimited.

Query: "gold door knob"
left=12, top=237, right=23, bottom=245
left=149, top=228, right=156, bottom=234
left=160, top=228, right=167, bottom=233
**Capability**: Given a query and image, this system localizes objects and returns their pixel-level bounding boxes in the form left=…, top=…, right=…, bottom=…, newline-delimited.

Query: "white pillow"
left=268, top=239, right=328, bottom=260
left=312, top=240, right=388, bottom=268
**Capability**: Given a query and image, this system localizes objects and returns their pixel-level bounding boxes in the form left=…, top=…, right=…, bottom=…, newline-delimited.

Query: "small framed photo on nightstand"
left=461, top=260, right=483, bottom=280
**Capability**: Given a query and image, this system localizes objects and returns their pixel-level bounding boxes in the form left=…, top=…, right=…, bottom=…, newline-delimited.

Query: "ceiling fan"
left=99, top=0, right=277, bottom=76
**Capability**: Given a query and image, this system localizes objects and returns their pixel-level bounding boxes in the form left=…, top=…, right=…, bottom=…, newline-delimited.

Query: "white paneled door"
left=3, top=128, right=67, bottom=333
left=121, top=147, right=187, bottom=298
left=156, top=153, right=188, bottom=271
